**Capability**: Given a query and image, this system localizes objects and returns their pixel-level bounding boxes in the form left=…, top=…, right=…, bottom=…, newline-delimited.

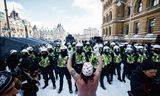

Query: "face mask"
left=48, top=49, right=53, bottom=53
left=42, top=53, right=47, bottom=57
left=61, top=49, right=67, bottom=56
left=22, top=53, right=28, bottom=57
left=11, top=53, right=17, bottom=57
left=77, top=49, right=82, bottom=54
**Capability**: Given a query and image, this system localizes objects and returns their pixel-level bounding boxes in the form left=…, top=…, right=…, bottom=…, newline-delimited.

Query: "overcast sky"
left=0, top=0, right=102, bottom=34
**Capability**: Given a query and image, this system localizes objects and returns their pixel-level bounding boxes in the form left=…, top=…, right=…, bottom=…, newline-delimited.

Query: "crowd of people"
left=0, top=41, right=160, bottom=96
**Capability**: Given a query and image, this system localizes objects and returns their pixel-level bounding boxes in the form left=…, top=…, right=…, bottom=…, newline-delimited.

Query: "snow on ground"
left=35, top=75, right=130, bottom=96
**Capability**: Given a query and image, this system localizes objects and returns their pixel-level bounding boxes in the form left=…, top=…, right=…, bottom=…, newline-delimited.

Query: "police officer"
left=27, top=46, right=39, bottom=74
left=6, top=50, right=19, bottom=72
left=72, top=41, right=76, bottom=52
left=100, top=46, right=113, bottom=89
left=151, top=45, right=160, bottom=78
left=84, top=41, right=92, bottom=62
left=18, top=49, right=34, bottom=81
left=39, top=47, right=56, bottom=89
left=122, top=47, right=135, bottom=82
left=57, top=45, right=73, bottom=93
left=135, top=46, right=147, bottom=68
left=151, top=45, right=160, bottom=64
left=55, top=42, right=61, bottom=54
left=27, top=46, right=36, bottom=60
left=113, top=45, right=122, bottom=81
left=89, top=50, right=98, bottom=71
left=98, top=43, right=104, bottom=55
left=73, top=42, right=86, bottom=93
left=47, top=44, right=58, bottom=80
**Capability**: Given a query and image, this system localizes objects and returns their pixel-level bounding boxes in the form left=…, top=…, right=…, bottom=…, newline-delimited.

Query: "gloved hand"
left=93, top=46, right=100, bottom=57
left=68, top=50, right=74, bottom=58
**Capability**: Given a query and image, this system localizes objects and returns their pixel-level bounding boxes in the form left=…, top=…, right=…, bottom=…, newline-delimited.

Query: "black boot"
left=69, top=89, right=73, bottom=94
left=122, top=79, right=126, bottom=83
left=101, top=85, right=106, bottom=90
left=108, top=81, right=112, bottom=85
left=58, top=89, right=62, bottom=94
left=118, top=78, right=122, bottom=82
left=42, top=79, right=48, bottom=89
left=75, top=89, right=78, bottom=94
left=42, top=84, right=48, bottom=89
left=53, top=85, right=56, bottom=89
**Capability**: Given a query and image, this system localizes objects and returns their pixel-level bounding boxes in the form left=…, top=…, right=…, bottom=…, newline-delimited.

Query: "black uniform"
left=100, top=51, right=114, bottom=89
left=57, top=54, right=72, bottom=93
left=6, top=53, right=19, bottom=72
left=39, top=55, right=56, bottom=89
left=130, top=63, right=160, bottom=96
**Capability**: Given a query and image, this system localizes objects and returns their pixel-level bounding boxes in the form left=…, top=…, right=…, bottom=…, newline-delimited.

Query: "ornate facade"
left=33, top=24, right=67, bottom=41
left=0, top=10, right=33, bottom=38
left=101, top=0, right=160, bottom=42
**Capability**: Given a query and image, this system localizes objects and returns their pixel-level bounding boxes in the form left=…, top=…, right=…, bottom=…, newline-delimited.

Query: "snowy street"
left=35, top=75, right=130, bottom=96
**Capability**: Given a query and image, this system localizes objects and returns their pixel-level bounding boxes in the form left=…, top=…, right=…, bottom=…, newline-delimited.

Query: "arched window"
left=127, top=6, right=131, bottom=16
left=135, top=22, right=140, bottom=34
left=103, top=16, right=105, bottom=24
left=109, top=26, right=111, bottom=36
left=148, top=18, right=155, bottom=33
left=124, top=24, right=129, bottom=35
left=103, top=29, right=105, bottom=36
left=109, top=11, right=112, bottom=21
left=106, top=14, right=108, bottom=22
left=136, top=0, right=142, bottom=13
left=106, top=28, right=108, bottom=36
left=151, top=0, right=160, bottom=6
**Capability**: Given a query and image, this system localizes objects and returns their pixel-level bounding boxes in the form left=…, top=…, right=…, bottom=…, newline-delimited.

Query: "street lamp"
left=0, top=21, right=2, bottom=36
left=4, top=0, right=11, bottom=37
left=116, top=0, right=133, bottom=43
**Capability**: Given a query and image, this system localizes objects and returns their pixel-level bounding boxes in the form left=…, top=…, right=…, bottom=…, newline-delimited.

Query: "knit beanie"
left=0, top=71, right=14, bottom=94
left=141, top=59, right=157, bottom=71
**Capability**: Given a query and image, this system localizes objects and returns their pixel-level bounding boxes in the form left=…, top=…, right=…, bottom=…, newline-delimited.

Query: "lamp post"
left=22, top=20, right=28, bottom=38
left=0, top=21, right=1, bottom=36
left=4, top=0, right=11, bottom=37
left=116, top=0, right=133, bottom=43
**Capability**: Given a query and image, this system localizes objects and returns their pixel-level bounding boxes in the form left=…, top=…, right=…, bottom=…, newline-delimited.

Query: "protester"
left=67, top=46, right=103, bottom=96
left=130, top=59, right=159, bottom=96
left=0, top=71, right=21, bottom=96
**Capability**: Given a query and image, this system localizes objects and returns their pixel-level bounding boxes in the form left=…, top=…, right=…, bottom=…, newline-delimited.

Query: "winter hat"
left=141, top=59, right=157, bottom=71
left=82, top=62, right=94, bottom=76
left=0, top=71, right=14, bottom=94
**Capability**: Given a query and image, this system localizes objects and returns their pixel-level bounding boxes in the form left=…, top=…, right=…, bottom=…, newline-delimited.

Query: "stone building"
left=33, top=24, right=67, bottom=41
left=101, top=0, right=160, bottom=43
left=0, top=10, right=33, bottom=38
